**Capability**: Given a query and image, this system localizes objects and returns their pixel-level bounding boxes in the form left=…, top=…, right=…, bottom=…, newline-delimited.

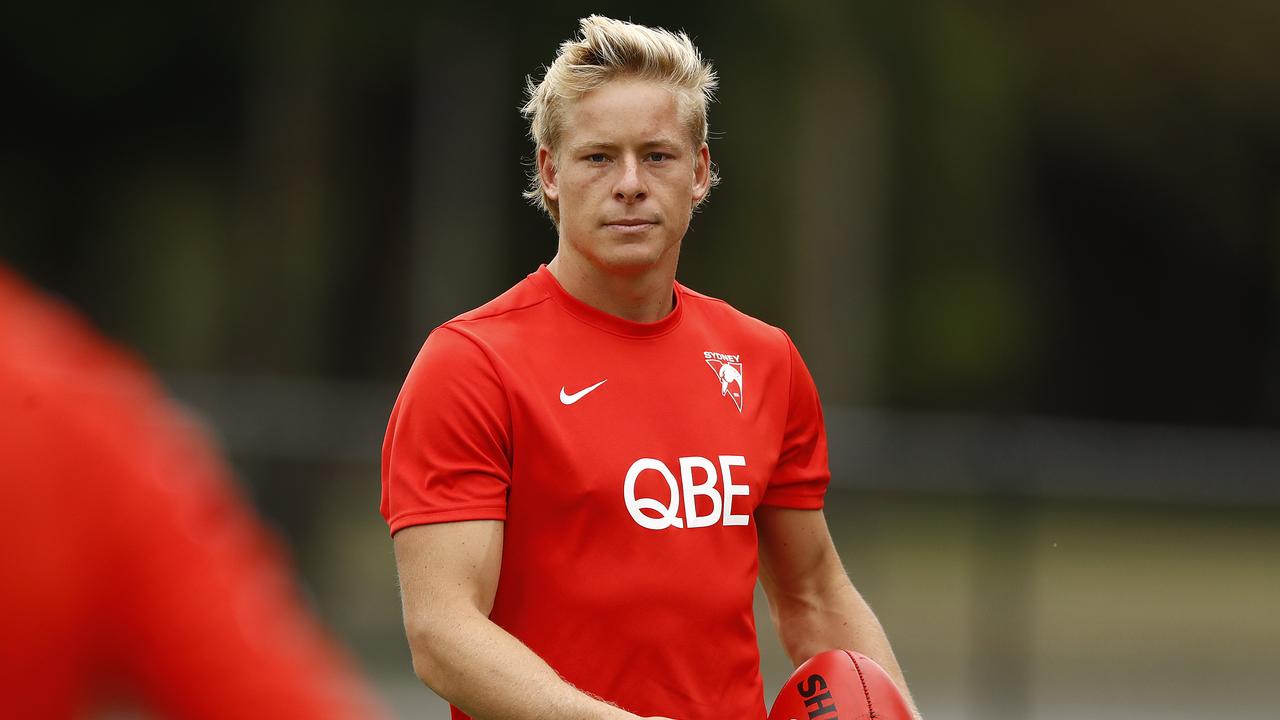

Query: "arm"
left=756, top=506, right=921, bottom=719
left=110, top=406, right=386, bottom=718
left=394, top=521, right=669, bottom=720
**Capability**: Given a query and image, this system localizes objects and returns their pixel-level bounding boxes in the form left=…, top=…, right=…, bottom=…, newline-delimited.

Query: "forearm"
left=772, top=578, right=920, bottom=718
left=406, top=604, right=636, bottom=720
left=773, top=576, right=895, bottom=673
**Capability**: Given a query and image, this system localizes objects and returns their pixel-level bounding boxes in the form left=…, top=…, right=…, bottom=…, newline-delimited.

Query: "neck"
left=546, top=251, right=678, bottom=324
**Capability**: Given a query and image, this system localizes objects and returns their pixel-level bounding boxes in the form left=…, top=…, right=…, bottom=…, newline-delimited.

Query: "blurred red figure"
left=0, top=265, right=384, bottom=718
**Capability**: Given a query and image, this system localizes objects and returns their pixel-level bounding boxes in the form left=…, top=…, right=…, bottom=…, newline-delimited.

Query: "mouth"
left=603, top=219, right=659, bottom=233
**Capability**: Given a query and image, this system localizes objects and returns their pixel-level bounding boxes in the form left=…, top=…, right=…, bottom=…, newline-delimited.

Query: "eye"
left=586, top=153, right=608, bottom=163
left=647, top=152, right=669, bottom=162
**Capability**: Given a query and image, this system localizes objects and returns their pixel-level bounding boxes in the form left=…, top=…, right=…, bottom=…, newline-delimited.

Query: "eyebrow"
left=568, top=138, right=685, bottom=154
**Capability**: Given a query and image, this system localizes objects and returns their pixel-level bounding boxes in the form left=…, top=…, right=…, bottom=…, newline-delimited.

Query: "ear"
left=691, top=142, right=711, bottom=203
left=537, top=146, right=560, bottom=202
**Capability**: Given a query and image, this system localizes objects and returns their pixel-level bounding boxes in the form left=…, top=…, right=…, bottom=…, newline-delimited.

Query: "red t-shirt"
left=0, top=266, right=383, bottom=719
left=381, top=265, right=830, bottom=719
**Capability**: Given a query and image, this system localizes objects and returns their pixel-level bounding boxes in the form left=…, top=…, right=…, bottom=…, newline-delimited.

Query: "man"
left=0, top=264, right=386, bottom=718
left=382, top=15, right=918, bottom=720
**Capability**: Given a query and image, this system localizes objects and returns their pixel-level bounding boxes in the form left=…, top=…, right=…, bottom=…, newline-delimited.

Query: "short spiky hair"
left=521, top=15, right=720, bottom=225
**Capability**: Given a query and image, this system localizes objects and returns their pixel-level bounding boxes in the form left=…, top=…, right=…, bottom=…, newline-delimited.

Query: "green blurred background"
left=3, top=1, right=1278, bottom=718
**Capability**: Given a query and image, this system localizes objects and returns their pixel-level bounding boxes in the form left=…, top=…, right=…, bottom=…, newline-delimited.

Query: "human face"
left=539, top=78, right=711, bottom=277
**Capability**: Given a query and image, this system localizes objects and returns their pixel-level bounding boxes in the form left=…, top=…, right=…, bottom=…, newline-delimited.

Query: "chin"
left=590, top=243, right=669, bottom=274
left=596, top=252, right=661, bottom=274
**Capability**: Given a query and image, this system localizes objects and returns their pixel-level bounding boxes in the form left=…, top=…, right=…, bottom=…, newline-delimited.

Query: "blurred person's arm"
left=0, top=267, right=385, bottom=719
left=757, top=506, right=921, bottom=719
left=109, top=404, right=387, bottom=719
left=394, top=521, right=670, bottom=720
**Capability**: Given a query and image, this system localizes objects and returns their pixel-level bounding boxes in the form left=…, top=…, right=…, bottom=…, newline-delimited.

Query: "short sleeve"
left=760, top=333, right=831, bottom=509
left=380, top=325, right=512, bottom=534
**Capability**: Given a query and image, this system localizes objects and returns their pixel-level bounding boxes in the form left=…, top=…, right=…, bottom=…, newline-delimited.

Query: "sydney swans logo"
left=704, top=351, right=743, bottom=412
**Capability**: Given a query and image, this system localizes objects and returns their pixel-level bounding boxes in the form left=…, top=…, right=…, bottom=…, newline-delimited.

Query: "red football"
left=767, top=649, right=913, bottom=720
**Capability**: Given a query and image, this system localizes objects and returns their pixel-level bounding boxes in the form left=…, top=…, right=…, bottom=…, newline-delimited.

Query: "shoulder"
left=445, top=273, right=553, bottom=330
left=395, top=272, right=554, bottom=376
left=0, top=269, right=226, bottom=503
left=678, top=282, right=792, bottom=349
left=0, top=268, right=165, bottom=438
left=396, top=276, right=552, bottom=401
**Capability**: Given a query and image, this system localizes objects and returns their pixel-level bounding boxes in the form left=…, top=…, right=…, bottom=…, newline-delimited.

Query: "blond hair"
left=521, top=15, right=720, bottom=224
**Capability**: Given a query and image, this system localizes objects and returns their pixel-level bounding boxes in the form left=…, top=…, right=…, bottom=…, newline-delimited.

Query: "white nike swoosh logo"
left=560, top=379, right=607, bottom=405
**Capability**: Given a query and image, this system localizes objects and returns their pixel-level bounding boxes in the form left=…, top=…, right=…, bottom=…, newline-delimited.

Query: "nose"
left=614, top=155, right=647, bottom=203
